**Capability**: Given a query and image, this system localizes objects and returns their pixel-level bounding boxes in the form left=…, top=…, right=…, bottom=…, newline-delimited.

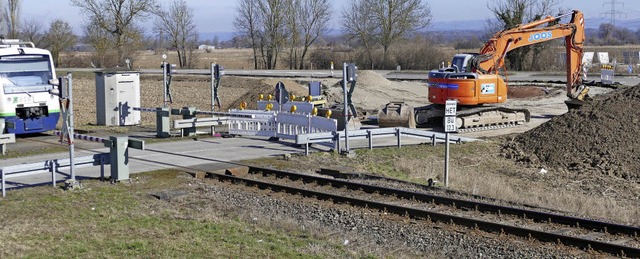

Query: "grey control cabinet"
left=95, top=70, right=141, bottom=126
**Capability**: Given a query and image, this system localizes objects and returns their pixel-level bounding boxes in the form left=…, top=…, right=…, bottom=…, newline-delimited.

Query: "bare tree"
left=236, top=0, right=328, bottom=70
left=71, top=0, right=157, bottom=66
left=296, top=0, right=330, bottom=69
left=19, top=18, right=45, bottom=46
left=154, top=0, right=199, bottom=68
left=285, top=0, right=300, bottom=69
left=488, top=0, right=559, bottom=71
left=83, top=20, right=113, bottom=67
left=257, top=0, right=289, bottom=69
left=43, top=19, right=76, bottom=66
left=343, top=0, right=378, bottom=68
left=4, top=0, right=20, bottom=38
left=234, top=0, right=261, bottom=69
left=343, top=0, right=430, bottom=69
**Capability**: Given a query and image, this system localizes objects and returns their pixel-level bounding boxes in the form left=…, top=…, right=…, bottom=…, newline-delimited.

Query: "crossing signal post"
left=342, top=63, right=357, bottom=156
left=211, top=63, right=224, bottom=111
left=161, top=54, right=175, bottom=107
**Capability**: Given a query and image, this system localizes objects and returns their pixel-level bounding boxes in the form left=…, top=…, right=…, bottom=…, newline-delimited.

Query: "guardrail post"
left=156, top=107, right=170, bottom=138
left=50, top=160, right=57, bottom=187
left=99, top=154, right=106, bottom=181
left=367, top=130, right=373, bottom=150
left=334, top=132, right=340, bottom=153
left=2, top=170, right=5, bottom=197
left=432, top=135, right=437, bottom=146
left=396, top=128, right=402, bottom=148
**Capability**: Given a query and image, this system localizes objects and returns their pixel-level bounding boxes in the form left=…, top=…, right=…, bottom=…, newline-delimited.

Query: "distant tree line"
left=2, top=0, right=639, bottom=71
left=587, top=23, right=640, bottom=46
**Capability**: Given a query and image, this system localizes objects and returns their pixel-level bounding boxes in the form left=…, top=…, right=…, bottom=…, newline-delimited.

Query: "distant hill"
left=427, top=19, right=487, bottom=32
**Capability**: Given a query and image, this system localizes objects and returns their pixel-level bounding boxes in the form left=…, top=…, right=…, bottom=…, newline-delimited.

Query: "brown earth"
left=502, top=85, right=640, bottom=181
left=507, top=85, right=549, bottom=99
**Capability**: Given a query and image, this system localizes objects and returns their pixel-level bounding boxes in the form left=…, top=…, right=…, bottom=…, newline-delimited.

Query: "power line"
left=602, top=0, right=627, bottom=27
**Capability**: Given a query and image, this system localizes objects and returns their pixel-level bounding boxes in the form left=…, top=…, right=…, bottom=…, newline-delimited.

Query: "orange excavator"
left=378, top=10, right=589, bottom=130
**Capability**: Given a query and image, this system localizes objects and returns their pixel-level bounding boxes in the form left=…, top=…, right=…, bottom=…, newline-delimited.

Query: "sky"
left=19, top=0, right=640, bottom=37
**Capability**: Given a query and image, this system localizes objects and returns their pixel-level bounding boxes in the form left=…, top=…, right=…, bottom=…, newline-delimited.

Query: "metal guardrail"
left=296, top=127, right=478, bottom=155
left=173, top=117, right=228, bottom=137
left=1, top=153, right=109, bottom=197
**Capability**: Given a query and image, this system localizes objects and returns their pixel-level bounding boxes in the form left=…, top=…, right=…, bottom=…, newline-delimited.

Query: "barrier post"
left=108, top=136, right=129, bottom=182
left=156, top=107, right=170, bottom=138
left=181, top=107, right=197, bottom=137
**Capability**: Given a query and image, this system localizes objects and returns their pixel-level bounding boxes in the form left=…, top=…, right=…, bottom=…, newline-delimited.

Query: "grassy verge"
left=0, top=170, right=355, bottom=258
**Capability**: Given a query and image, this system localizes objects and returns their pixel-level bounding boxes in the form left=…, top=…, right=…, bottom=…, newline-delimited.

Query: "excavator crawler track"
left=414, top=105, right=531, bottom=131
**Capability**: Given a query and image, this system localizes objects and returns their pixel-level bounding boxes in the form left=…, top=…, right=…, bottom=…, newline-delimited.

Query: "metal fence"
left=296, top=127, right=478, bottom=155
left=228, top=109, right=337, bottom=139
left=1, top=154, right=109, bottom=197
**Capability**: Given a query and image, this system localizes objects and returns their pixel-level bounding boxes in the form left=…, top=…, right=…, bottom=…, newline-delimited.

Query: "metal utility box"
left=95, top=70, right=141, bottom=126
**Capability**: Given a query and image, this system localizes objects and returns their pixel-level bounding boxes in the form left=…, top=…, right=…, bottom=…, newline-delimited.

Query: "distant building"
left=198, top=45, right=215, bottom=51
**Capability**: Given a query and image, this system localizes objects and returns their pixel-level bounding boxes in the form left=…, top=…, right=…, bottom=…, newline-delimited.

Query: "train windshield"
left=0, top=55, right=54, bottom=94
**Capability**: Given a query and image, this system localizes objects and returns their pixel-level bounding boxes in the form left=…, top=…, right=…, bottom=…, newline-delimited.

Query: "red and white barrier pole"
left=54, top=131, right=108, bottom=143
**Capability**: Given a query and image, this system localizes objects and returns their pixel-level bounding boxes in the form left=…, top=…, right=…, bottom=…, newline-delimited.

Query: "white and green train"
left=0, top=39, right=59, bottom=134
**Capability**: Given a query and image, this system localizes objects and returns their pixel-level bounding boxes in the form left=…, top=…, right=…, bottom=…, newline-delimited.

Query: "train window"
left=0, top=55, right=53, bottom=94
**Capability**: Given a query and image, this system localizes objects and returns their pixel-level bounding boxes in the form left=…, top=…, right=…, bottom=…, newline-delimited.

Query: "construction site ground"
left=5, top=71, right=640, bottom=239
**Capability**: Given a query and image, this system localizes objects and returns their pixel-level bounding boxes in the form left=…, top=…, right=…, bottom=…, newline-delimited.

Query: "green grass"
left=0, top=170, right=352, bottom=258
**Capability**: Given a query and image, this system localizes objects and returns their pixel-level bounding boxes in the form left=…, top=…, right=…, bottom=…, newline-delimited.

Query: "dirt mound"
left=323, top=70, right=427, bottom=115
left=502, top=85, right=640, bottom=180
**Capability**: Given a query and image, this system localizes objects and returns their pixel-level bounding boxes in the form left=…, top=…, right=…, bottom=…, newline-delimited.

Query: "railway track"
left=203, top=166, right=640, bottom=257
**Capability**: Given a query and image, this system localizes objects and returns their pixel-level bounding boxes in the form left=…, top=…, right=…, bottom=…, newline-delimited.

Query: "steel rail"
left=248, top=166, right=639, bottom=237
left=205, top=166, right=640, bottom=257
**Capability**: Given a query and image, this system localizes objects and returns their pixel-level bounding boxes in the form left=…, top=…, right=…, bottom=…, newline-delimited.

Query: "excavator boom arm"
left=474, top=10, right=585, bottom=98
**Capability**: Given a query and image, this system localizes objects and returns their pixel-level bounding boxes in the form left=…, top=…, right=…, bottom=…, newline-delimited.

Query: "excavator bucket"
left=377, top=101, right=416, bottom=128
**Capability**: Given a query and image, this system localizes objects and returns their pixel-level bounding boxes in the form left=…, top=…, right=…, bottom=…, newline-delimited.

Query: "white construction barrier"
left=228, top=109, right=337, bottom=139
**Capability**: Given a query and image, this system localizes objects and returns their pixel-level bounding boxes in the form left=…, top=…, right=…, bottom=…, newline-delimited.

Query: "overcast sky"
left=20, top=0, right=640, bottom=35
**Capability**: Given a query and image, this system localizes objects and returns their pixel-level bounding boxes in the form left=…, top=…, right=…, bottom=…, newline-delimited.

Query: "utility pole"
left=602, top=0, right=626, bottom=27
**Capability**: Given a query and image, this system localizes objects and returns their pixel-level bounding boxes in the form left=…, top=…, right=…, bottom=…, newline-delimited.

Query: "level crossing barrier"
left=132, top=106, right=255, bottom=137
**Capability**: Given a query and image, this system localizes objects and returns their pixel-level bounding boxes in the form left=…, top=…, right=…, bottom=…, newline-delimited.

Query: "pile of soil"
left=323, top=70, right=427, bottom=114
left=502, top=85, right=640, bottom=181
left=507, top=85, right=552, bottom=99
